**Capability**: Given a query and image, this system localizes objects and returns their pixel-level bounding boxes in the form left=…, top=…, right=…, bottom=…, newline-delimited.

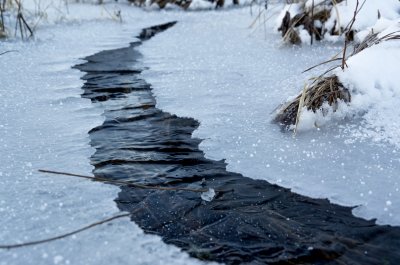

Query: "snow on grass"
left=275, top=0, right=400, bottom=43
left=326, top=0, right=400, bottom=35
left=295, top=18, right=400, bottom=144
left=274, top=2, right=301, bottom=28
left=335, top=19, right=400, bottom=146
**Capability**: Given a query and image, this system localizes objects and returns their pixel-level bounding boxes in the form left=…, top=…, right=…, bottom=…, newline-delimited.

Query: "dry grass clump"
left=0, top=0, right=6, bottom=38
left=352, top=30, right=400, bottom=55
left=0, top=0, right=33, bottom=39
left=128, top=0, right=238, bottom=9
left=278, top=0, right=346, bottom=44
left=274, top=75, right=350, bottom=127
left=274, top=27, right=400, bottom=129
left=150, top=0, right=192, bottom=9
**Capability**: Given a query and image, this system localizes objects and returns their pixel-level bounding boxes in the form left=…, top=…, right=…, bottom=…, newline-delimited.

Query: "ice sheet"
left=0, top=4, right=214, bottom=265
left=140, top=7, right=400, bottom=226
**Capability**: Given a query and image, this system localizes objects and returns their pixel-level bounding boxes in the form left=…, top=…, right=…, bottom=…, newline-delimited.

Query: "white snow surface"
left=297, top=19, right=400, bottom=146
left=336, top=20, right=400, bottom=148
left=326, top=0, right=400, bottom=34
left=276, top=0, right=400, bottom=43
left=140, top=7, right=400, bottom=226
left=1, top=2, right=400, bottom=264
left=0, top=2, right=216, bottom=265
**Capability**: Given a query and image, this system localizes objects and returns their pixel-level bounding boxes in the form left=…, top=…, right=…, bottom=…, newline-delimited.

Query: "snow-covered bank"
left=275, top=0, right=400, bottom=44
left=0, top=3, right=214, bottom=265
left=335, top=19, right=400, bottom=147
left=274, top=3, right=400, bottom=141
left=140, top=7, right=400, bottom=225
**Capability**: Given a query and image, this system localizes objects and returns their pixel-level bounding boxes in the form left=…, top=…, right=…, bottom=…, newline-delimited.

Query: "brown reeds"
left=274, top=3, right=400, bottom=130
left=274, top=28, right=400, bottom=129
left=274, top=0, right=384, bottom=129
left=352, top=30, right=400, bottom=56
left=0, top=0, right=5, bottom=38
left=274, top=75, right=350, bottom=127
left=14, top=0, right=33, bottom=39
left=150, top=0, right=192, bottom=9
left=128, top=0, right=239, bottom=9
left=278, top=0, right=346, bottom=44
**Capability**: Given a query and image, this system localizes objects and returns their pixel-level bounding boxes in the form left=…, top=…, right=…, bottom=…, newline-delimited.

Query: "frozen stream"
left=71, top=21, right=400, bottom=264
left=0, top=7, right=213, bottom=265
left=0, top=2, right=399, bottom=264
left=140, top=8, right=400, bottom=226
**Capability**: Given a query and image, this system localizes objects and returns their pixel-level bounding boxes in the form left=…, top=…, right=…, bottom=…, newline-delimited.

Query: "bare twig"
left=0, top=213, right=131, bottom=249
left=310, top=0, right=314, bottom=45
left=341, top=0, right=360, bottom=70
left=13, top=0, right=33, bottom=39
left=38, top=169, right=209, bottom=193
left=17, top=14, right=23, bottom=38
left=302, top=57, right=342, bottom=73
left=0, top=50, right=17, bottom=55
left=248, top=3, right=279, bottom=30
left=293, top=83, right=308, bottom=136
left=248, top=8, right=265, bottom=29
left=0, top=3, right=4, bottom=32
left=19, top=12, right=33, bottom=37
left=342, top=0, right=366, bottom=33
left=331, top=0, right=341, bottom=35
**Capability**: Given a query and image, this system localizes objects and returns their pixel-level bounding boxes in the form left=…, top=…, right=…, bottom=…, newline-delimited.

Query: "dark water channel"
left=74, top=22, right=400, bottom=265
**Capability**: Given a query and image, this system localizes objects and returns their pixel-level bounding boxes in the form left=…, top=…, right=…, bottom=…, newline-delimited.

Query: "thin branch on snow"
left=0, top=213, right=131, bottom=249
left=39, top=169, right=212, bottom=193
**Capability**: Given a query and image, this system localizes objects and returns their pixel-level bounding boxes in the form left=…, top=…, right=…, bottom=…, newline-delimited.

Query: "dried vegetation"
left=0, top=0, right=33, bottom=39
left=274, top=0, right=400, bottom=130
left=274, top=76, right=350, bottom=127
left=127, top=0, right=239, bottom=9
left=278, top=0, right=347, bottom=45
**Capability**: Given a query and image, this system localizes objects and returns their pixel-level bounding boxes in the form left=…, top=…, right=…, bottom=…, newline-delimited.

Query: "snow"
left=274, top=2, right=301, bottom=28
left=326, top=0, right=400, bottom=33
left=296, top=18, right=400, bottom=146
left=1, top=1, right=400, bottom=264
left=275, top=0, right=400, bottom=43
left=140, top=6, right=400, bottom=226
left=0, top=2, right=215, bottom=265
left=334, top=19, right=400, bottom=147
left=305, top=0, right=327, bottom=9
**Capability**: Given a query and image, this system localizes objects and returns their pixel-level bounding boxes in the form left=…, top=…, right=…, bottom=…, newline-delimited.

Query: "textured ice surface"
left=0, top=5, right=214, bottom=265
left=140, top=8, right=400, bottom=226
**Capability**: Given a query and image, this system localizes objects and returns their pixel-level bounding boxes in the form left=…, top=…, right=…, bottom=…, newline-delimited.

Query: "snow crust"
left=0, top=2, right=215, bottom=265
left=296, top=19, right=400, bottom=145
left=326, top=0, right=400, bottom=34
left=140, top=7, right=400, bottom=226
left=336, top=32, right=400, bottom=147
left=1, top=2, right=400, bottom=264
left=275, top=0, right=400, bottom=43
